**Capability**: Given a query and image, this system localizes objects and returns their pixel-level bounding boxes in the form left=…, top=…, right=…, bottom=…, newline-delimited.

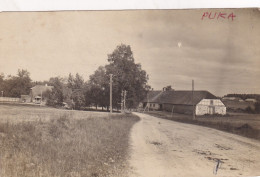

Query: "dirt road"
left=128, top=113, right=260, bottom=177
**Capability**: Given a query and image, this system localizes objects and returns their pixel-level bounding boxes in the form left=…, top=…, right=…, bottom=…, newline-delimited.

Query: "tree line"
left=0, top=69, right=32, bottom=97
left=224, top=94, right=260, bottom=101
left=0, top=44, right=150, bottom=110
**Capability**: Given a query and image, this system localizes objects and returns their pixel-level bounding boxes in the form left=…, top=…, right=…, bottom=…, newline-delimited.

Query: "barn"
left=141, top=90, right=226, bottom=115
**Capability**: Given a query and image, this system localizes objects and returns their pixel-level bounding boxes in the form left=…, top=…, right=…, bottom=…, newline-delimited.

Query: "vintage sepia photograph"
left=0, top=9, right=260, bottom=177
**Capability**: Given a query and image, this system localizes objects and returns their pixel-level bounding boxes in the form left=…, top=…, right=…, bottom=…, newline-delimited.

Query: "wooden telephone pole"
left=192, top=80, right=195, bottom=119
left=109, top=74, right=113, bottom=114
left=124, top=90, right=127, bottom=111
left=121, top=90, right=127, bottom=112
left=121, top=91, right=124, bottom=112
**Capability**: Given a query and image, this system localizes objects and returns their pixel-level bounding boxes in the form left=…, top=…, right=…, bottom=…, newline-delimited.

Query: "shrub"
left=254, top=102, right=260, bottom=113
left=245, top=106, right=255, bottom=114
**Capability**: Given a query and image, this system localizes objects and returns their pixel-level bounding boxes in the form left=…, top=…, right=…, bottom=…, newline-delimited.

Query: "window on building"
left=210, top=100, right=213, bottom=105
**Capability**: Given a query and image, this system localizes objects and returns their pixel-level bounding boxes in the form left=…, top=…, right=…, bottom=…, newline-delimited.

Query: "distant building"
left=30, top=84, right=53, bottom=104
left=140, top=90, right=226, bottom=115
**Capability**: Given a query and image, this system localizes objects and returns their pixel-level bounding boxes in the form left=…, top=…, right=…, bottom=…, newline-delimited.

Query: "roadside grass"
left=0, top=104, right=118, bottom=123
left=0, top=105, right=139, bottom=177
left=144, top=111, right=260, bottom=140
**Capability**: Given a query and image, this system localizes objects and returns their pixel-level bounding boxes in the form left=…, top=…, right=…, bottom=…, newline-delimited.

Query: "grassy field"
left=0, top=104, right=139, bottom=177
left=144, top=111, right=260, bottom=140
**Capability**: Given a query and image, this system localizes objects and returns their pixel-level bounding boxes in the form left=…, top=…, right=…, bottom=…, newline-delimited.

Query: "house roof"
left=143, top=90, right=217, bottom=105
left=31, top=85, right=53, bottom=96
left=31, top=85, right=53, bottom=90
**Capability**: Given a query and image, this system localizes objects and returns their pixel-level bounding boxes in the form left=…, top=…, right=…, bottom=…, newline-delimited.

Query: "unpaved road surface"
left=128, top=113, right=260, bottom=177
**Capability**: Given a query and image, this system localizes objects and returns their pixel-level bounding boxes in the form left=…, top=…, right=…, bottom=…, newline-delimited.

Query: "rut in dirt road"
left=128, top=113, right=260, bottom=177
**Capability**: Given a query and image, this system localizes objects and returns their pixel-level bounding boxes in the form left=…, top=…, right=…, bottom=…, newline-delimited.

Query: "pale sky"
left=0, top=9, right=259, bottom=96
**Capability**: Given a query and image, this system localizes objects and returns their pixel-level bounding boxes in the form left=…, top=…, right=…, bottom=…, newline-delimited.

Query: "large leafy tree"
left=87, top=44, right=150, bottom=109
left=67, top=73, right=74, bottom=90
left=67, top=73, right=85, bottom=109
left=106, top=44, right=150, bottom=108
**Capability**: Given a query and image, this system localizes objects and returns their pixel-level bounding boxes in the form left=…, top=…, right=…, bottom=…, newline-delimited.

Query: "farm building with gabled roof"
left=30, top=84, right=53, bottom=104
left=140, top=90, right=226, bottom=115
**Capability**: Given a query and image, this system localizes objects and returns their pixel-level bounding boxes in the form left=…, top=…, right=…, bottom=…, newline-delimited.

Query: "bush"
left=254, top=102, right=260, bottom=113
left=245, top=106, right=255, bottom=114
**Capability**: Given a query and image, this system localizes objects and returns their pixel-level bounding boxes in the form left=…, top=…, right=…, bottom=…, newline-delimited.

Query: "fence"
left=0, top=97, right=20, bottom=102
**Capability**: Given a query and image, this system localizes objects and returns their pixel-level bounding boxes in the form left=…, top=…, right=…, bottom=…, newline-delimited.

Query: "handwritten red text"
left=201, top=12, right=236, bottom=21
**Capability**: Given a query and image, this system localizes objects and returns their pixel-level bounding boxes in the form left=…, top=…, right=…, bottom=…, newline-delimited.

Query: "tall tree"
left=66, top=73, right=85, bottom=109
left=106, top=44, right=150, bottom=108
left=67, top=73, right=74, bottom=89
left=87, top=44, right=150, bottom=109
left=86, top=66, right=109, bottom=109
left=74, top=73, right=84, bottom=89
left=45, top=77, right=65, bottom=106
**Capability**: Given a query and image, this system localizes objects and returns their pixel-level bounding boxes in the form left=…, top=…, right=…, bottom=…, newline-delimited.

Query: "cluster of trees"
left=44, top=73, right=85, bottom=109
left=0, top=69, right=32, bottom=97
left=224, top=94, right=260, bottom=101
left=224, top=94, right=260, bottom=114
left=0, top=44, right=150, bottom=111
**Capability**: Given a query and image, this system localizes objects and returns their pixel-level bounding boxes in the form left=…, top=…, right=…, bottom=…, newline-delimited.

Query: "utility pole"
left=121, top=90, right=124, bottom=112
left=120, top=90, right=127, bottom=112
left=109, top=74, right=113, bottom=113
left=192, top=80, right=195, bottom=119
left=41, top=90, right=43, bottom=105
left=171, top=105, right=174, bottom=118
left=124, top=90, right=127, bottom=112
left=147, top=93, right=150, bottom=112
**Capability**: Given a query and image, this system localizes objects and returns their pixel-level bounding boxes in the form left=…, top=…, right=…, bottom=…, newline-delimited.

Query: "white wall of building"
left=148, top=103, right=160, bottom=110
left=196, top=99, right=226, bottom=115
left=139, top=102, right=161, bottom=110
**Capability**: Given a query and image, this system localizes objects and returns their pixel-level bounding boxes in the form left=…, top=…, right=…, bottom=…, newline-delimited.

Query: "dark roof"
left=143, top=90, right=217, bottom=105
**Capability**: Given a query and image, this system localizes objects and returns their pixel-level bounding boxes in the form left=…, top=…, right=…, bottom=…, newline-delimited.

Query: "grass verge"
left=145, top=111, right=260, bottom=140
left=0, top=110, right=139, bottom=177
